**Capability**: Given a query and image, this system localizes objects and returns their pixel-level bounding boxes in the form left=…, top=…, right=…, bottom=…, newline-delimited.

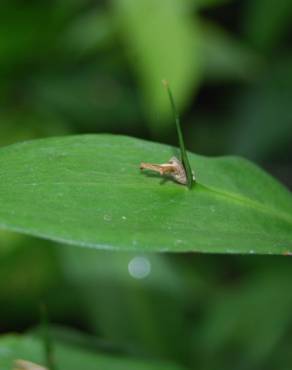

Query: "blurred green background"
left=1, top=0, right=292, bottom=369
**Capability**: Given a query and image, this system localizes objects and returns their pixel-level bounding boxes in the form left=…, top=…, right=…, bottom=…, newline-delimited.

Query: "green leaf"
left=229, top=58, right=292, bottom=160
left=198, top=261, right=292, bottom=368
left=112, top=0, right=201, bottom=134
left=0, top=134, right=291, bottom=254
left=0, top=333, right=184, bottom=370
left=199, top=21, right=261, bottom=82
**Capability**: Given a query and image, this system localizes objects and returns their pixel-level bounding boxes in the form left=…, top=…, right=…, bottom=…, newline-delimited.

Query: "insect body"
left=140, top=156, right=189, bottom=185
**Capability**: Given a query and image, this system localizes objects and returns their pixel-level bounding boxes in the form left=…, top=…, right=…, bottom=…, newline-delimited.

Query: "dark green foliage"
left=0, top=0, right=292, bottom=370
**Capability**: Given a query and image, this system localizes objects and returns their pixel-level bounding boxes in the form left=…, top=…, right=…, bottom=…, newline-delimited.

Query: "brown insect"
left=140, top=156, right=188, bottom=185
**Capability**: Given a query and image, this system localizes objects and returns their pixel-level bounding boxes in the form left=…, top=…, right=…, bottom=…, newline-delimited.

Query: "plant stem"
left=162, top=80, right=194, bottom=189
left=40, top=303, right=57, bottom=370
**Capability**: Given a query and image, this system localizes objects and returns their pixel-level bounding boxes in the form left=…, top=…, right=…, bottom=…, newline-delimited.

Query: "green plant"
left=0, top=134, right=291, bottom=254
left=1, top=1, right=292, bottom=369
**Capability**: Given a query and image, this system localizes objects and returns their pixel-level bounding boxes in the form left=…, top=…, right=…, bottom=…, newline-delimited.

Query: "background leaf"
left=112, top=0, right=201, bottom=135
left=0, top=134, right=291, bottom=254
left=0, top=333, right=185, bottom=370
left=243, top=0, right=292, bottom=50
left=200, top=21, right=260, bottom=82
left=229, top=57, right=292, bottom=160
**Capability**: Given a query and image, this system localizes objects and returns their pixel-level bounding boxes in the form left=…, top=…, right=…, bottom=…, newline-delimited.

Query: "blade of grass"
left=162, top=80, right=194, bottom=189
left=40, top=304, right=57, bottom=370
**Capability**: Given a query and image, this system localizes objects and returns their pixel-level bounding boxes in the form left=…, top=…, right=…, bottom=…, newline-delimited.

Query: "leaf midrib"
left=1, top=176, right=291, bottom=227
left=198, top=183, right=292, bottom=226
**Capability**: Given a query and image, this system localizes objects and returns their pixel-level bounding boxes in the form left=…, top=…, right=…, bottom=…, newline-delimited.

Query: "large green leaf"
left=0, top=135, right=291, bottom=254
left=0, top=334, right=184, bottom=370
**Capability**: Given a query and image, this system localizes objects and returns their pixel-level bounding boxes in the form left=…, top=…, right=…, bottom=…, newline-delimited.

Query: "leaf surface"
left=0, top=334, right=184, bottom=370
left=0, top=134, right=291, bottom=254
